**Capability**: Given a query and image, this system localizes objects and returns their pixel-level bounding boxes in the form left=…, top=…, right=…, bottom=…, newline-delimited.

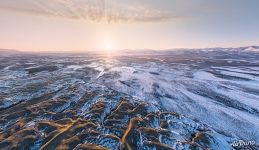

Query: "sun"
left=104, top=43, right=113, bottom=52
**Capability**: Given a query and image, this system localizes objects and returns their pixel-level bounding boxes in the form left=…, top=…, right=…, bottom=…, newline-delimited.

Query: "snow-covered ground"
left=0, top=47, right=259, bottom=148
left=92, top=56, right=259, bottom=143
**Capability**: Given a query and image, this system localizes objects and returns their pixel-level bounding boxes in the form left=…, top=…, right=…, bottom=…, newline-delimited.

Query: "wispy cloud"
left=0, top=0, right=182, bottom=23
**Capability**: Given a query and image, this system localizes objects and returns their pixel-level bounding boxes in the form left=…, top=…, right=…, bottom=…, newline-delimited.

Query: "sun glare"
left=104, top=43, right=113, bottom=52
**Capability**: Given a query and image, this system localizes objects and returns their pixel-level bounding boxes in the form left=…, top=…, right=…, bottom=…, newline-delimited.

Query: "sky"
left=0, top=0, right=259, bottom=52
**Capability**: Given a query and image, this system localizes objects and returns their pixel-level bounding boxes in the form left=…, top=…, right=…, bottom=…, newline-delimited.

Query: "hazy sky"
left=0, top=0, right=259, bottom=52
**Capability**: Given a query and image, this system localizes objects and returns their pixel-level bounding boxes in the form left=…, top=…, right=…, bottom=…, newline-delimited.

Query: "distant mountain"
left=116, top=46, right=259, bottom=56
left=0, top=49, right=21, bottom=54
left=241, top=46, right=259, bottom=52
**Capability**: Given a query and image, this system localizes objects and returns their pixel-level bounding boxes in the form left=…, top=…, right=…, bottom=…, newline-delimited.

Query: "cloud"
left=0, top=0, right=182, bottom=23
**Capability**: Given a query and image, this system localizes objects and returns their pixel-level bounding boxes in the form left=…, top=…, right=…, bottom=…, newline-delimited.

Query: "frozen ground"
left=0, top=46, right=258, bottom=149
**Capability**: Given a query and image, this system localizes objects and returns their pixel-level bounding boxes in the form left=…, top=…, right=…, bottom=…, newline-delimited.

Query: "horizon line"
left=1, top=45, right=259, bottom=53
